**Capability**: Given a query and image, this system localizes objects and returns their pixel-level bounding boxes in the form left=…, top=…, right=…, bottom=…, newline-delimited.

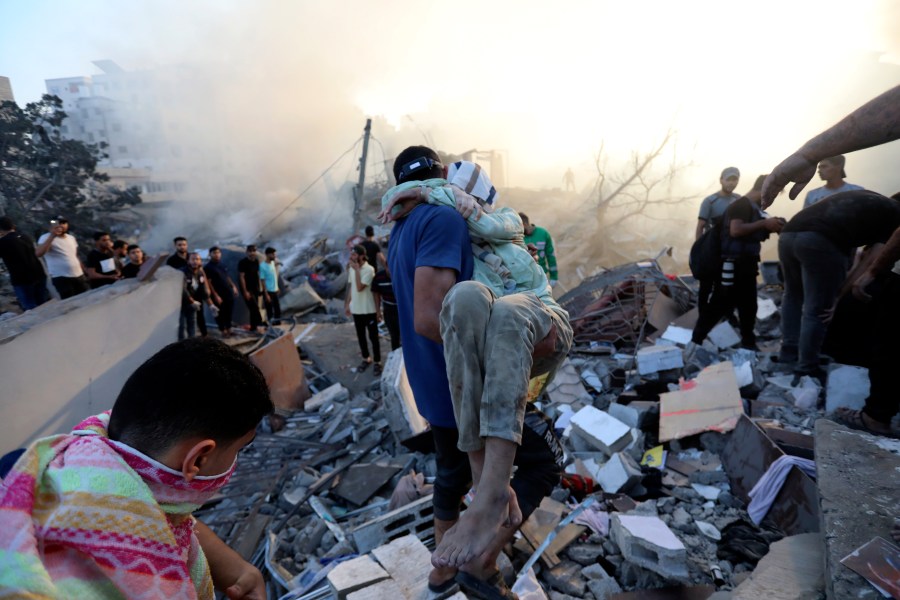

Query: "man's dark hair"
left=0, top=216, right=13, bottom=231
left=108, top=338, right=272, bottom=457
left=518, top=212, right=530, bottom=224
left=113, top=240, right=127, bottom=250
left=93, top=231, right=111, bottom=241
left=127, top=244, right=141, bottom=252
left=246, top=244, right=257, bottom=252
left=265, top=247, right=276, bottom=255
left=209, top=245, right=221, bottom=253
left=174, top=236, right=187, bottom=244
left=365, top=225, right=374, bottom=237
left=393, top=146, right=443, bottom=184
left=751, top=175, right=768, bottom=193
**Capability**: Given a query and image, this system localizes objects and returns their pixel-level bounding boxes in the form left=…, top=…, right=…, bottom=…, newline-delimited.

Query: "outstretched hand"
left=761, top=153, right=817, bottom=206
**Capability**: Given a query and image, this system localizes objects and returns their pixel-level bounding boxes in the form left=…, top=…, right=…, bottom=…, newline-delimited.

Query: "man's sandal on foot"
left=833, top=408, right=899, bottom=439
left=427, top=577, right=459, bottom=596
left=455, top=570, right=518, bottom=600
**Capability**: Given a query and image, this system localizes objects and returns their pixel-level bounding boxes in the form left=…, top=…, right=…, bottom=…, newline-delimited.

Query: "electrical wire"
left=254, top=136, right=363, bottom=238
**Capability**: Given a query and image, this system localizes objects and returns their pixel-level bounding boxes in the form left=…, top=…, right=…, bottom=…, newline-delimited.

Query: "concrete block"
left=608, top=400, right=657, bottom=429
left=304, top=382, right=349, bottom=412
left=610, top=514, right=688, bottom=581
left=708, top=321, right=741, bottom=349
left=824, top=364, right=869, bottom=413
left=350, top=494, right=434, bottom=553
left=660, top=325, right=693, bottom=346
left=581, top=563, right=622, bottom=600
left=380, top=349, right=429, bottom=438
left=570, top=406, right=632, bottom=455
left=731, top=533, right=823, bottom=599
left=326, top=555, right=389, bottom=599
left=370, top=534, right=431, bottom=599
left=346, top=579, right=404, bottom=600
left=636, top=345, right=684, bottom=375
left=597, top=452, right=642, bottom=494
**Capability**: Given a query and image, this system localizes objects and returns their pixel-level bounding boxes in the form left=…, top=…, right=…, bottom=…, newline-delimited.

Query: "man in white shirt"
left=802, top=155, right=864, bottom=208
left=35, top=216, right=89, bottom=299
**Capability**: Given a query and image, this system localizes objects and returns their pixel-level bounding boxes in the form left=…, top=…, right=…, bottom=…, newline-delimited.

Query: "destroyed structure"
left=1, top=237, right=898, bottom=600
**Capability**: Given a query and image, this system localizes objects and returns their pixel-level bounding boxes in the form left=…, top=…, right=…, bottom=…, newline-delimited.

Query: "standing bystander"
left=520, top=213, right=559, bottom=287
left=802, top=155, right=864, bottom=208
left=344, top=244, right=381, bottom=375
left=238, top=245, right=265, bottom=332
left=259, top=247, right=281, bottom=323
left=372, top=267, right=401, bottom=350
left=35, top=217, right=89, bottom=299
left=0, top=216, right=50, bottom=310
left=121, top=245, right=144, bottom=279
left=166, top=236, right=189, bottom=270
left=84, top=231, right=121, bottom=289
left=180, top=252, right=214, bottom=340
left=206, top=246, right=238, bottom=336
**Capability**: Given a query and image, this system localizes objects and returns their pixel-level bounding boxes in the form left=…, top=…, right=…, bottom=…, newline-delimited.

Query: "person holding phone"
left=35, top=216, right=89, bottom=299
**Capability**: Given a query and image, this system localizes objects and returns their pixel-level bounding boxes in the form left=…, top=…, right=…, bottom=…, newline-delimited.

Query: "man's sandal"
left=833, top=408, right=899, bottom=439
left=455, top=570, right=518, bottom=600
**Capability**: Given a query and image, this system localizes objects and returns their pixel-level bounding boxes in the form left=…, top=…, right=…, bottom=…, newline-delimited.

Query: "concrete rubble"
left=6, top=246, right=899, bottom=600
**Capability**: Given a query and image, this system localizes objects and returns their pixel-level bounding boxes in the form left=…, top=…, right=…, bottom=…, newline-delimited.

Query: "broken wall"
left=0, top=268, right=182, bottom=455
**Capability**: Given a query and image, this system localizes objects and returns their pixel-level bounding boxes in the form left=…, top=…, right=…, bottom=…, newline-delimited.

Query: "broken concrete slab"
left=304, top=382, right=349, bottom=412
left=608, top=400, right=657, bottom=429
left=248, top=332, right=311, bottom=411
left=824, top=364, right=869, bottom=413
left=345, top=579, right=405, bottom=600
left=659, top=362, right=743, bottom=442
left=326, top=555, right=389, bottom=599
left=637, top=344, right=684, bottom=375
left=570, top=406, right=632, bottom=455
left=730, top=533, right=823, bottom=599
left=279, top=280, right=326, bottom=313
left=610, top=514, right=688, bottom=581
left=333, top=464, right=400, bottom=506
left=814, top=418, right=900, bottom=600
left=597, top=452, right=642, bottom=494
left=582, top=563, right=623, bottom=599
left=707, top=321, right=741, bottom=349
left=661, top=324, right=693, bottom=346
left=350, top=494, right=435, bottom=554
left=380, top=349, right=429, bottom=440
left=370, top=534, right=433, bottom=600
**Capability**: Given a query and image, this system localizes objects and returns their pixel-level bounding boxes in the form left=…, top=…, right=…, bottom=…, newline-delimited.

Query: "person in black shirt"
left=238, top=244, right=264, bottom=331
left=180, top=252, right=214, bottom=339
left=166, top=236, right=189, bottom=270
left=690, top=176, right=785, bottom=350
left=778, top=190, right=900, bottom=378
left=85, top=231, right=121, bottom=289
left=206, top=246, right=239, bottom=336
left=372, top=268, right=401, bottom=350
left=0, top=216, right=49, bottom=310
left=361, top=225, right=384, bottom=269
left=121, top=245, right=145, bottom=279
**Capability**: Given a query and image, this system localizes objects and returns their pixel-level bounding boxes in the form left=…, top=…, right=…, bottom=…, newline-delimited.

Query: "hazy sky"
left=2, top=0, right=899, bottom=213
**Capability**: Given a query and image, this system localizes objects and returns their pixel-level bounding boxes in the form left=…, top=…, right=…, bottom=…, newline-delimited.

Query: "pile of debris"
left=197, top=255, right=898, bottom=600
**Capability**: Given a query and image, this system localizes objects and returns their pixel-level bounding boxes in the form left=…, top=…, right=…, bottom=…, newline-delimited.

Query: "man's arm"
left=695, top=219, right=707, bottom=241
left=413, top=266, right=458, bottom=343
left=729, top=216, right=784, bottom=238
left=852, top=225, right=900, bottom=301
left=762, top=85, right=900, bottom=204
left=35, top=231, right=56, bottom=258
left=195, top=520, right=265, bottom=599
left=238, top=271, right=250, bottom=299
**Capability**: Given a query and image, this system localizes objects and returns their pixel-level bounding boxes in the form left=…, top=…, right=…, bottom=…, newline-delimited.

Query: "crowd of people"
left=1, top=84, right=899, bottom=599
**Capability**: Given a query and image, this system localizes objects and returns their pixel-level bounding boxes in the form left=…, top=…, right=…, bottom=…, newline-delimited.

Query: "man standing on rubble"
left=520, top=213, right=559, bottom=287
left=166, top=236, right=190, bottom=270
left=238, top=244, right=265, bottom=332
left=695, top=168, right=742, bottom=313
left=689, top=175, right=785, bottom=351
left=762, top=84, right=900, bottom=445
left=385, top=146, right=565, bottom=599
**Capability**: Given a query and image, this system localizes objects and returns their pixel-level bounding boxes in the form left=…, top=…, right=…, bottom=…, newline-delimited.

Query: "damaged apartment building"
left=0, top=239, right=898, bottom=600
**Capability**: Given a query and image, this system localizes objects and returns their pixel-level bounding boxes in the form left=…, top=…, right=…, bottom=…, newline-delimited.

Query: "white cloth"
left=37, top=233, right=82, bottom=277
left=747, top=455, right=816, bottom=524
left=447, top=161, right=498, bottom=207
left=348, top=263, right=376, bottom=314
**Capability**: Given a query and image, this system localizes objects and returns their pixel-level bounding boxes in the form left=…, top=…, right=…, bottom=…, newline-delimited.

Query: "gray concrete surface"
left=0, top=268, right=181, bottom=454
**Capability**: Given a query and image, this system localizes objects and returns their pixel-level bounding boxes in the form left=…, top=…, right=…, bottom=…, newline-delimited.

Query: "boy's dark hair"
left=352, top=244, right=367, bottom=257
left=127, top=244, right=141, bottom=252
left=265, top=247, right=276, bottom=255
left=246, top=244, right=257, bottom=252
left=364, top=225, right=374, bottom=237
left=393, top=146, right=443, bottom=184
left=0, top=216, right=13, bottom=231
left=93, top=231, right=110, bottom=241
left=209, top=245, right=221, bottom=253
left=113, top=240, right=127, bottom=250
left=174, top=236, right=187, bottom=244
left=518, top=212, right=530, bottom=224
left=108, top=338, right=272, bottom=457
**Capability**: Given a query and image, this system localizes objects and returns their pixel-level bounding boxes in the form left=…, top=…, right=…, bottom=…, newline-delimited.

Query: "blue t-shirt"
left=388, top=203, right=474, bottom=428
left=259, top=261, right=278, bottom=292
